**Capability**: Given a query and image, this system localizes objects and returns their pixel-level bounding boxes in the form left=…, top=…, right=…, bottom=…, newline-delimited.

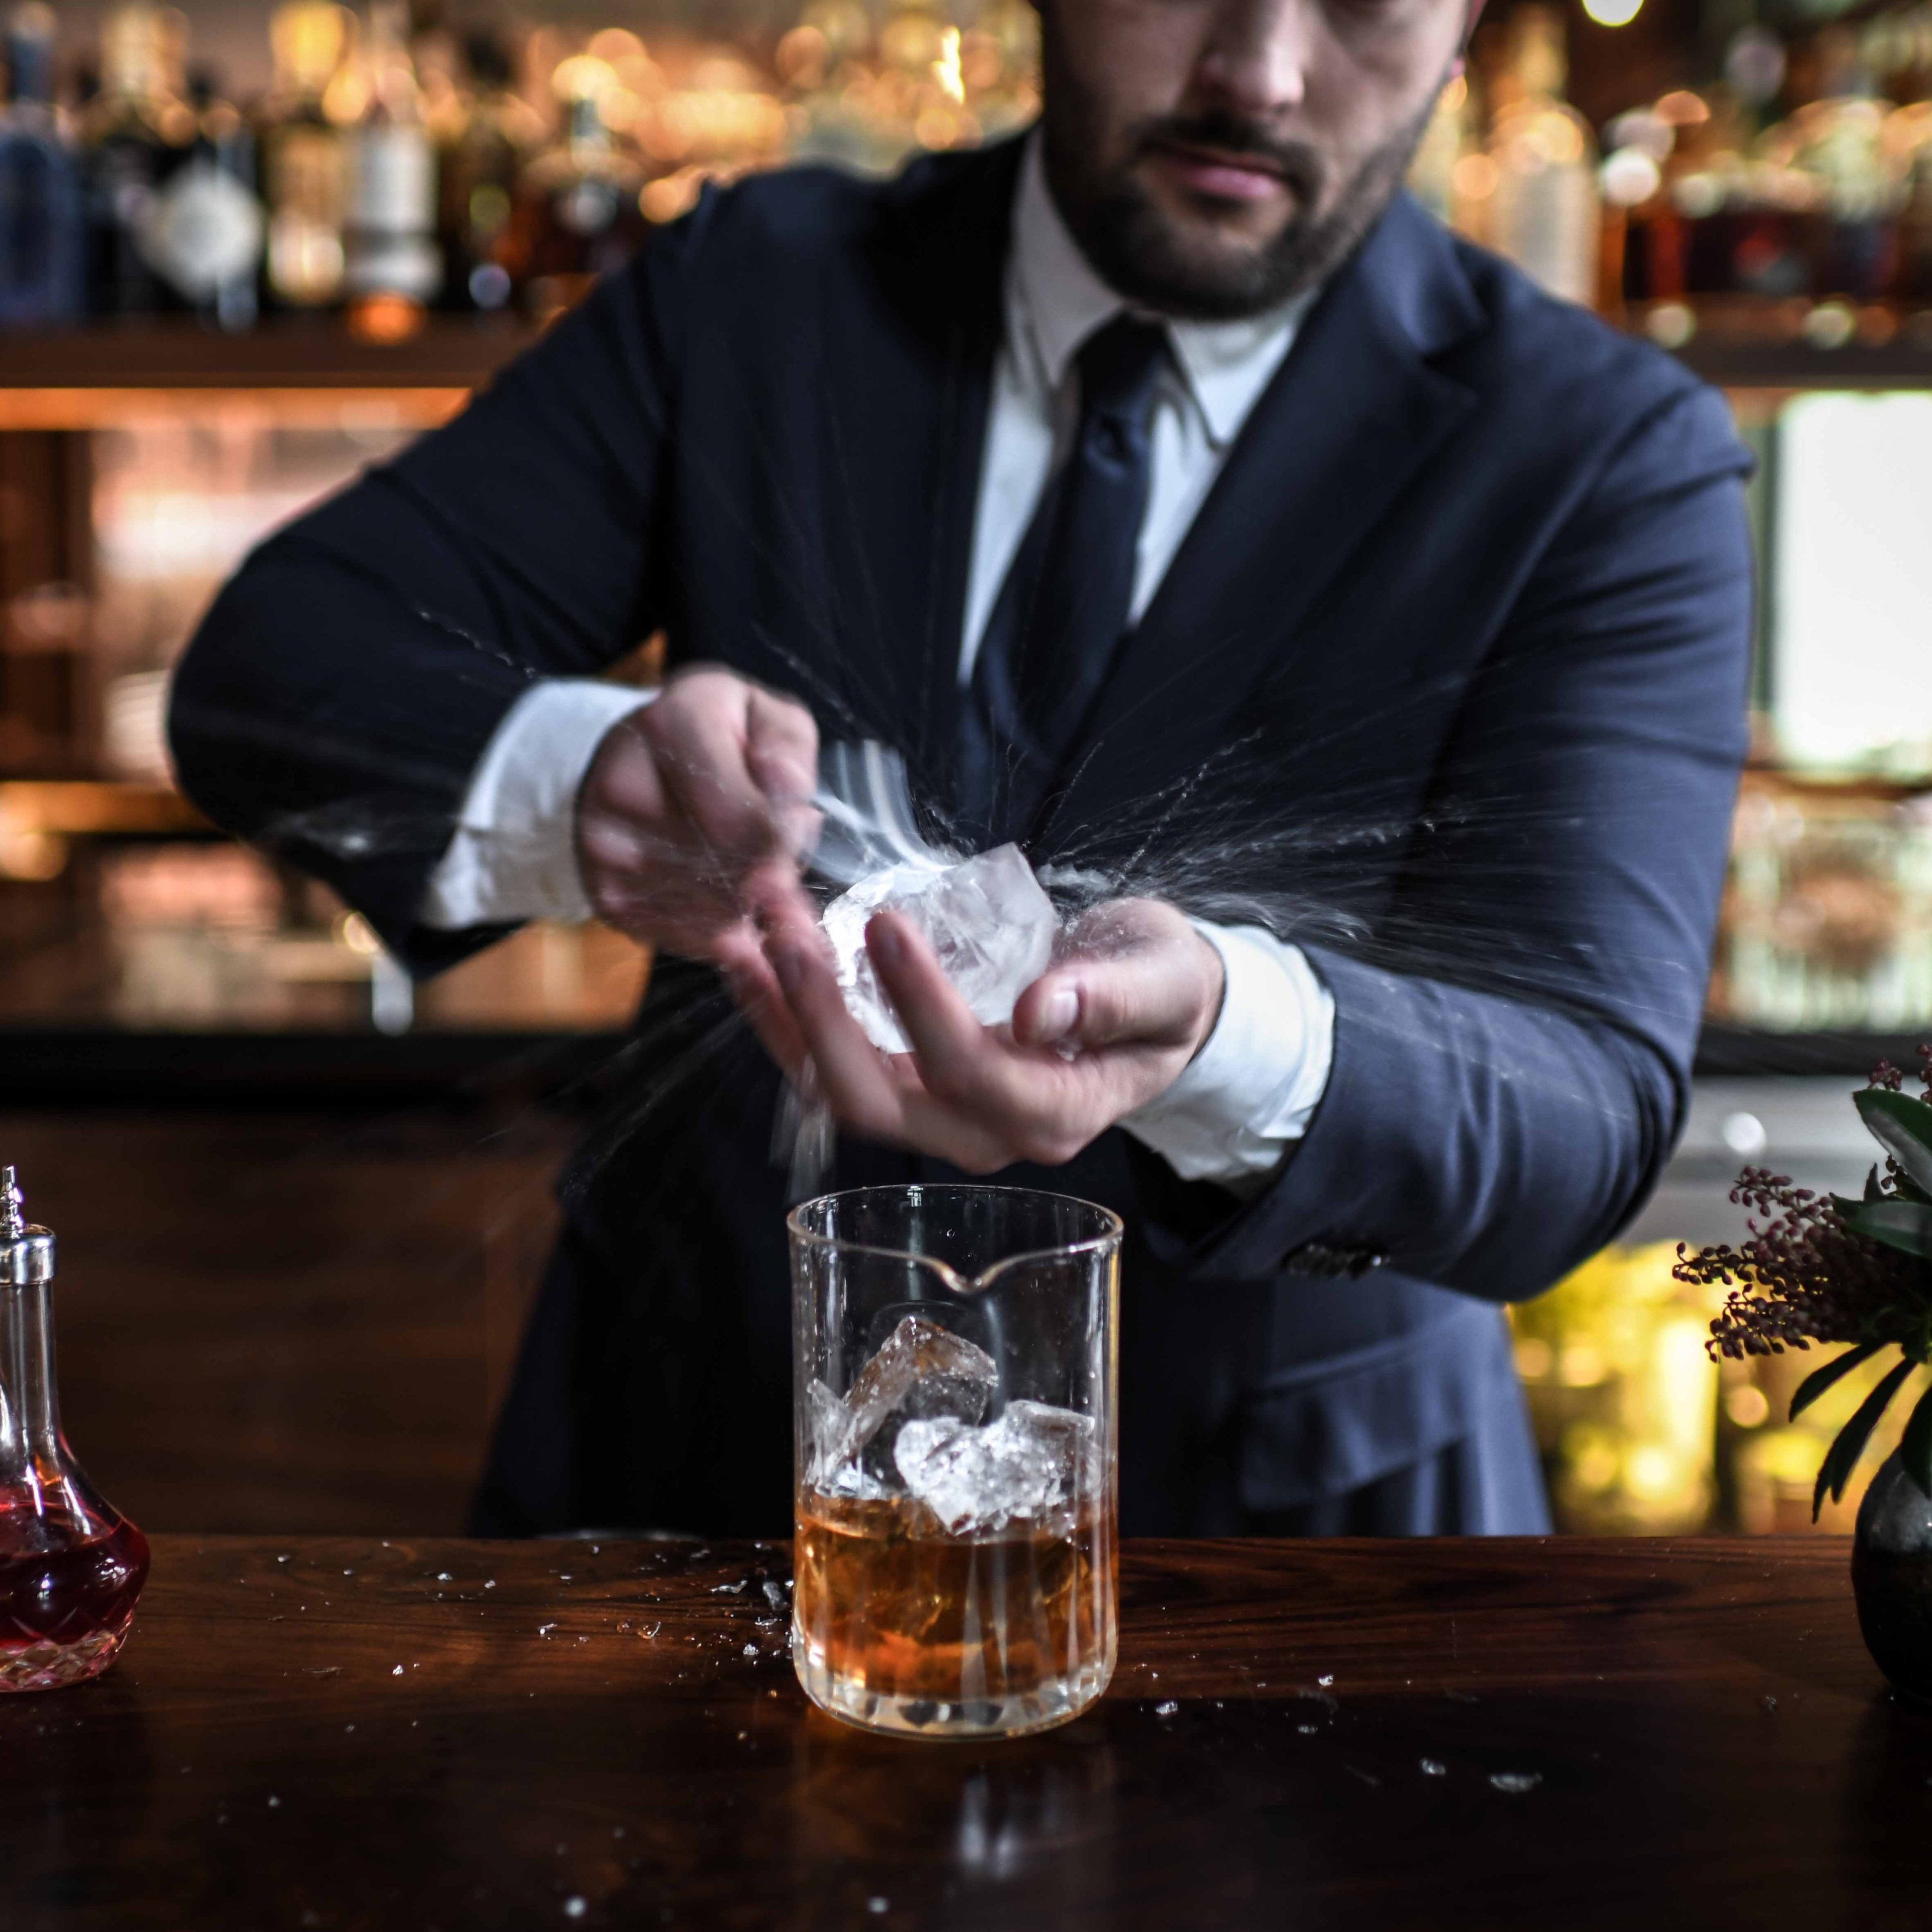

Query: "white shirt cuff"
left=419, top=680, right=656, bottom=930
left=1119, top=920, right=1336, bottom=1188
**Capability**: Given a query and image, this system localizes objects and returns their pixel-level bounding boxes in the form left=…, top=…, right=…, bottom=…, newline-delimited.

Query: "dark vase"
left=1852, top=1451, right=1932, bottom=1704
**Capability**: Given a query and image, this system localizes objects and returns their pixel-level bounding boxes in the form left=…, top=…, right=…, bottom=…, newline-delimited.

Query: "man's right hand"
left=575, top=665, right=821, bottom=989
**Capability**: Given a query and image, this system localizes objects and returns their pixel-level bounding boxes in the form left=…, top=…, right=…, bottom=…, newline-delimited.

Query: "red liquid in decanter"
left=0, top=1167, right=150, bottom=1692
left=0, top=1490, right=150, bottom=1692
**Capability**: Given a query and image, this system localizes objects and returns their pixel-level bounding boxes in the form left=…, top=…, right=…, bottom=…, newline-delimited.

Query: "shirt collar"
left=1008, top=131, right=1314, bottom=451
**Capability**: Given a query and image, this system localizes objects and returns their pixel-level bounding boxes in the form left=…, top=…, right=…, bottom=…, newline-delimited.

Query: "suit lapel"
left=1037, top=197, right=1484, bottom=859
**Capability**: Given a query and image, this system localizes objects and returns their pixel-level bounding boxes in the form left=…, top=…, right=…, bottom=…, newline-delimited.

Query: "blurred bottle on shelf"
left=1407, top=70, right=1480, bottom=233
left=136, top=68, right=263, bottom=330
left=259, top=1, right=350, bottom=310
left=1483, top=6, right=1600, bottom=306
left=77, top=3, right=195, bottom=316
left=341, top=0, right=440, bottom=336
left=514, top=53, right=643, bottom=321
left=1769, top=28, right=1901, bottom=304
left=0, top=2, right=84, bottom=326
left=434, top=29, right=539, bottom=313
left=1895, top=102, right=1932, bottom=303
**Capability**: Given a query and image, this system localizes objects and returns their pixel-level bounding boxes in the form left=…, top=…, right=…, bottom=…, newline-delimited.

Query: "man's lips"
left=1147, top=139, right=1294, bottom=204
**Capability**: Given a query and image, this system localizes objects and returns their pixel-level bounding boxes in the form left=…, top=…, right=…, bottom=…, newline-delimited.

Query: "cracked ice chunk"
left=822, top=844, right=1059, bottom=1054
left=810, top=1316, right=998, bottom=1492
left=893, top=1400, right=1096, bottom=1534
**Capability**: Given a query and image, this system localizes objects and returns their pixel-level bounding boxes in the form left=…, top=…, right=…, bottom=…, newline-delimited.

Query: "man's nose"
left=1193, top=0, right=1311, bottom=114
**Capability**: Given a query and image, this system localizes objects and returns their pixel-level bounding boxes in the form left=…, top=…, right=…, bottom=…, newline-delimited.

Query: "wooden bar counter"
left=2, top=1535, right=1927, bottom=1929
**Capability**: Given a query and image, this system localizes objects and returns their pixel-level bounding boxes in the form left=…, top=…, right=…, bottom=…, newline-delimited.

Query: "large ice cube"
left=821, top=844, right=1059, bottom=1054
left=808, top=1315, right=998, bottom=1492
left=893, top=1400, right=1097, bottom=1534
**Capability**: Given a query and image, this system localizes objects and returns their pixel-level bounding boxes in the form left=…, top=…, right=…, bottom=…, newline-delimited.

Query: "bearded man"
left=171, top=0, right=1753, bottom=1537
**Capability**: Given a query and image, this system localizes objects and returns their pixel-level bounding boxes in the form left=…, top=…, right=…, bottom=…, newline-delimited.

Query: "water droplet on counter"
left=1489, top=1772, right=1542, bottom=1795
left=1420, top=1759, right=1446, bottom=1777
left=867, top=1901, right=888, bottom=1915
left=564, top=1898, right=586, bottom=1919
left=1317, top=1675, right=1334, bottom=1687
left=1155, top=1701, right=1178, bottom=1718
left=437, top=1572, right=453, bottom=1583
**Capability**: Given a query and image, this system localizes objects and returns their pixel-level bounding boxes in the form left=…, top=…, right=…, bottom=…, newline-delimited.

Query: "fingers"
left=577, top=666, right=824, bottom=953
left=745, top=899, right=1219, bottom=1174
left=745, top=686, right=820, bottom=810
left=643, top=678, right=783, bottom=865
left=866, top=912, right=1099, bottom=1168
left=765, top=913, right=912, bottom=1146
left=1012, top=900, right=1223, bottom=1055
left=866, top=912, right=1037, bottom=1116
left=716, top=921, right=809, bottom=1076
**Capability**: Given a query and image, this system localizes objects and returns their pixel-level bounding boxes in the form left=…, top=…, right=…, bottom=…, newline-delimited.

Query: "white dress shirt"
left=422, top=134, right=1335, bottom=1187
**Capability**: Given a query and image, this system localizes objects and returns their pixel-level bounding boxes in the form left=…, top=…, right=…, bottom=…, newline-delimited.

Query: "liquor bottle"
left=259, top=1, right=350, bottom=310
left=514, top=54, right=643, bottom=321
left=434, top=30, right=537, bottom=312
left=78, top=3, right=196, bottom=316
left=0, top=2, right=84, bottom=326
left=1484, top=6, right=1601, bottom=307
left=135, top=69, right=264, bottom=330
left=1893, top=105, right=1932, bottom=305
left=342, top=0, right=441, bottom=334
left=1772, top=30, right=1899, bottom=303
left=0, top=1169, right=149, bottom=1693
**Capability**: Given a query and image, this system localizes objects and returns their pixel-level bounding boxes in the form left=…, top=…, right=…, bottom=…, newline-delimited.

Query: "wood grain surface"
left=1, top=1535, right=1926, bottom=1931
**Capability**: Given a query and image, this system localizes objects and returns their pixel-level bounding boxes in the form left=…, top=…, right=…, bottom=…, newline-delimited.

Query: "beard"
left=1039, top=43, right=1446, bottom=321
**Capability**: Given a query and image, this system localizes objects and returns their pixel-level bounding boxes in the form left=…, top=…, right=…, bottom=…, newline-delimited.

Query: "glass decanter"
left=0, top=1168, right=149, bottom=1692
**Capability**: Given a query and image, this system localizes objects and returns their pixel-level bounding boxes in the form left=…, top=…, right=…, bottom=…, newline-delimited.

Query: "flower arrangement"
left=1675, top=1054, right=1932, bottom=1520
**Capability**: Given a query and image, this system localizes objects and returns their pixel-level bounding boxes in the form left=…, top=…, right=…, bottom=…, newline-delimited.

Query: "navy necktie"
left=957, top=313, right=1172, bottom=848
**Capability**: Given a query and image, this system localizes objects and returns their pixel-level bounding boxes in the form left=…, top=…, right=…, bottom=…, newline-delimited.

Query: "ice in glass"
left=788, top=1186, right=1120, bottom=1738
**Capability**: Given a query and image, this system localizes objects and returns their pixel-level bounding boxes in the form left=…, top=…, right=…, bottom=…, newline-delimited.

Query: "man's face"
left=1038, top=0, right=1471, bottom=318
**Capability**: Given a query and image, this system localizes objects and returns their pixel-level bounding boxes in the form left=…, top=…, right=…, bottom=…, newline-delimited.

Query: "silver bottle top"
left=0, top=1167, right=54, bottom=1285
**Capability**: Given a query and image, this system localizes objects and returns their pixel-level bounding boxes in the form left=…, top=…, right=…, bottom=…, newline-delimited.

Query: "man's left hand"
left=740, top=897, right=1225, bottom=1173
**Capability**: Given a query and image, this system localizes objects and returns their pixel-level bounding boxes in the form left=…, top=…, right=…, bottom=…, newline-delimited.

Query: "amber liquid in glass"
left=793, top=1487, right=1114, bottom=1736
left=0, top=1493, right=150, bottom=1692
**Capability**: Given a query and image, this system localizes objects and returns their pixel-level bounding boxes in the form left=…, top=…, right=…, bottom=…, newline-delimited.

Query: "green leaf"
left=1855, top=1090, right=1932, bottom=1197
left=1866, top=1164, right=1886, bottom=1204
left=1841, top=1199, right=1932, bottom=1261
left=1901, top=1379, right=1932, bottom=1502
left=1813, top=1355, right=1917, bottom=1521
left=1790, top=1339, right=1885, bottom=1420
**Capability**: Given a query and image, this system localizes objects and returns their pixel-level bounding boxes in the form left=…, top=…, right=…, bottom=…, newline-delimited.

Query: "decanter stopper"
left=0, top=1166, right=54, bottom=1285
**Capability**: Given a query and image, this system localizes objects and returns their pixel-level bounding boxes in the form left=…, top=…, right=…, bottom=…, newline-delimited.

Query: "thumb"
left=1013, top=938, right=1222, bottom=1054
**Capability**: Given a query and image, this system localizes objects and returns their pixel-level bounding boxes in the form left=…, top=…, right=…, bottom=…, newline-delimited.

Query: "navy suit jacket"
left=170, top=140, right=1753, bottom=1538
